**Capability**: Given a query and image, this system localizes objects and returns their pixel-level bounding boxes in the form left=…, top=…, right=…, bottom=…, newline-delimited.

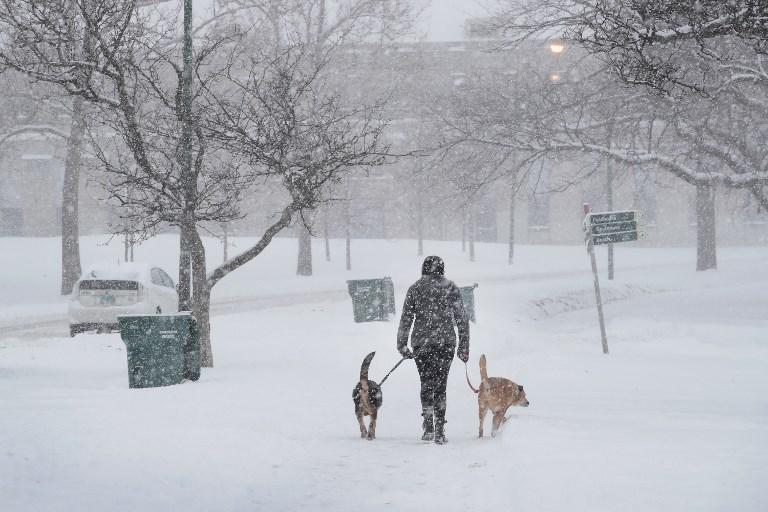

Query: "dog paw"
left=360, top=431, right=368, bottom=439
left=367, top=432, right=376, bottom=440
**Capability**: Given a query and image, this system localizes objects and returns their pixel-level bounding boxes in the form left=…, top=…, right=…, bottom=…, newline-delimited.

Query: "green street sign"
left=593, top=230, right=638, bottom=245
left=591, top=220, right=637, bottom=235
left=589, top=210, right=636, bottom=225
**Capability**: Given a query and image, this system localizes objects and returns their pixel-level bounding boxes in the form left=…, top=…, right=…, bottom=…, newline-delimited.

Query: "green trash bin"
left=118, top=313, right=201, bottom=389
left=347, top=277, right=396, bottom=322
left=459, top=284, right=478, bottom=323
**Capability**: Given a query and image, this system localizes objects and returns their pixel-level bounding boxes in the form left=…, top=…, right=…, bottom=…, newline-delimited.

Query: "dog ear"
left=517, top=385, right=524, bottom=392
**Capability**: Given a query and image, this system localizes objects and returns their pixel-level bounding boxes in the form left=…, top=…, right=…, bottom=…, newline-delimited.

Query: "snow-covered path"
left=2, top=239, right=767, bottom=511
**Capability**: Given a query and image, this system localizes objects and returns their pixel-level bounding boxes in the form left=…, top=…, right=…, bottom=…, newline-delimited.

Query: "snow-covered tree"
left=437, top=1, right=768, bottom=270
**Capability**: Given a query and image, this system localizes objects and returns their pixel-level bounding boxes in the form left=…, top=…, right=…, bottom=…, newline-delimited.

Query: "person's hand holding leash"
left=457, top=350, right=469, bottom=363
left=400, top=347, right=415, bottom=359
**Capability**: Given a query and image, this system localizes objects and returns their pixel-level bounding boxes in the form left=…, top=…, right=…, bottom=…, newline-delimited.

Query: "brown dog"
left=352, top=352, right=383, bottom=440
left=478, top=354, right=529, bottom=438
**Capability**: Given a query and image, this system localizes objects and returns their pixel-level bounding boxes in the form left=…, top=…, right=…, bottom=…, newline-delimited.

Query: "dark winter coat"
left=397, top=275, right=470, bottom=358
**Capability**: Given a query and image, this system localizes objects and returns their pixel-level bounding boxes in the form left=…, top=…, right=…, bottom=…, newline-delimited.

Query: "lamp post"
left=549, top=41, right=565, bottom=55
left=548, top=39, right=565, bottom=82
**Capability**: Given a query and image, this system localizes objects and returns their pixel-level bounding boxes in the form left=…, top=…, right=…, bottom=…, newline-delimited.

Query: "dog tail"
left=479, top=354, right=489, bottom=382
left=360, top=351, right=376, bottom=382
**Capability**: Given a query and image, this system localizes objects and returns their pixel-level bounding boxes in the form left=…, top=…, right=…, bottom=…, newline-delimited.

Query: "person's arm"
left=450, top=283, right=470, bottom=361
left=397, top=286, right=416, bottom=357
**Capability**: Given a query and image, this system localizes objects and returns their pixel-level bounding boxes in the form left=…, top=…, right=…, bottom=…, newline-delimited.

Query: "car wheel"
left=156, top=306, right=162, bottom=314
left=69, top=325, right=79, bottom=338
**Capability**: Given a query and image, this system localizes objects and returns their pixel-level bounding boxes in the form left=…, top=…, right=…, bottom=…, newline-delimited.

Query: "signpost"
left=582, top=205, right=646, bottom=354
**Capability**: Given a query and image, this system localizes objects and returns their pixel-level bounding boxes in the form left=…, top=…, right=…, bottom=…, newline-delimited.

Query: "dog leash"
left=378, top=357, right=406, bottom=387
left=379, top=346, right=428, bottom=387
left=465, top=362, right=479, bottom=394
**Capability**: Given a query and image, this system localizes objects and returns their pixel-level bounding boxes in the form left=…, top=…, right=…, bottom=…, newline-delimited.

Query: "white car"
left=68, top=263, right=179, bottom=337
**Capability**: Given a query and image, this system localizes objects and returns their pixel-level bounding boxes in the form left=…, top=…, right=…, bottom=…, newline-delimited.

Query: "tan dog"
left=478, top=354, right=529, bottom=438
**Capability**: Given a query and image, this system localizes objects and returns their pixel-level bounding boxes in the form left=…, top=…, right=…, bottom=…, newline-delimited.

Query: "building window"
left=0, top=208, right=23, bottom=236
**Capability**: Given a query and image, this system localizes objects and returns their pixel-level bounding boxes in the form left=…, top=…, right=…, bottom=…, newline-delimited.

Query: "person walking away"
left=397, top=255, right=470, bottom=444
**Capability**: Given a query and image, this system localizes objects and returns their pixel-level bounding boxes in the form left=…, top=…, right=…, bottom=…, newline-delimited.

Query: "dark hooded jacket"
left=397, top=274, right=470, bottom=357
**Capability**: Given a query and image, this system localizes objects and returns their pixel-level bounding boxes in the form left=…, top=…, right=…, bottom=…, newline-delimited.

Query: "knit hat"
left=421, top=255, right=445, bottom=276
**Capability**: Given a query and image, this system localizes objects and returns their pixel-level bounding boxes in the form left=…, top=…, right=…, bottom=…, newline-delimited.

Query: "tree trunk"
left=417, top=194, right=424, bottom=256
left=508, top=181, right=515, bottom=265
left=222, top=222, right=228, bottom=263
left=297, top=220, right=313, bottom=276
left=324, top=210, right=331, bottom=262
left=461, top=209, right=467, bottom=252
left=469, top=207, right=476, bottom=263
left=191, top=227, right=213, bottom=367
left=60, top=96, right=85, bottom=295
left=696, top=181, right=717, bottom=271
left=345, top=196, right=352, bottom=271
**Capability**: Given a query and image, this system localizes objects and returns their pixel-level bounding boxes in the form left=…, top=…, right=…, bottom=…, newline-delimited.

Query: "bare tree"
left=436, top=3, right=768, bottom=270
left=0, top=2, right=386, bottom=366
left=222, top=0, right=420, bottom=276
left=0, top=72, right=85, bottom=293
left=496, top=0, right=768, bottom=95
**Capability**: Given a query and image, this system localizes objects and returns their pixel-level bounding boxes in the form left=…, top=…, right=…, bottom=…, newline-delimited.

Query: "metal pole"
left=606, top=157, right=614, bottom=280
left=177, top=0, right=194, bottom=312
left=584, top=203, right=609, bottom=354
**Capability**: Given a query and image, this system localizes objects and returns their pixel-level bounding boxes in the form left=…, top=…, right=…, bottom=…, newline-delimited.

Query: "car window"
left=159, top=269, right=175, bottom=289
left=150, top=268, right=166, bottom=287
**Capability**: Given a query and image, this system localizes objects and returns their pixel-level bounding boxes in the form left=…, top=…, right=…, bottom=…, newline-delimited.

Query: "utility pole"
left=178, top=0, right=194, bottom=311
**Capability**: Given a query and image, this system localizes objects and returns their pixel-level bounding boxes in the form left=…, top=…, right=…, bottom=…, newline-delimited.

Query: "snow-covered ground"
left=1, top=236, right=767, bottom=511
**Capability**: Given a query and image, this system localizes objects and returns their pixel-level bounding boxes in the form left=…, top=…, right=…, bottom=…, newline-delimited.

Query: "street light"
left=549, top=40, right=565, bottom=55
left=548, top=39, right=565, bottom=82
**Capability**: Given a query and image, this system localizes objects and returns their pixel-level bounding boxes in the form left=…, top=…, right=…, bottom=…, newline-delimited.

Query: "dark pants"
left=415, top=345, right=454, bottom=424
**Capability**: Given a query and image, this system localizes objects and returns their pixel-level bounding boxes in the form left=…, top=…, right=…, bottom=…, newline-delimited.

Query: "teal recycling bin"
left=459, top=283, right=478, bottom=323
left=118, top=313, right=200, bottom=388
left=347, top=277, right=396, bottom=322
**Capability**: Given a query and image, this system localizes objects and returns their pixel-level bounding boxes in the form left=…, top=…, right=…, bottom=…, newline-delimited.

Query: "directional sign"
left=588, top=210, right=636, bottom=225
left=593, top=230, right=639, bottom=245
left=591, top=220, right=637, bottom=236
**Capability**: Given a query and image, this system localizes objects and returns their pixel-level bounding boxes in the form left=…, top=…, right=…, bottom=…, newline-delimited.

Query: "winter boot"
left=434, top=413, right=447, bottom=445
left=421, top=407, right=434, bottom=442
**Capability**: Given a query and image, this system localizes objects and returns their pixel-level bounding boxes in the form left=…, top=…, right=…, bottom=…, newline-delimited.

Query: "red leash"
left=464, top=362, right=479, bottom=394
